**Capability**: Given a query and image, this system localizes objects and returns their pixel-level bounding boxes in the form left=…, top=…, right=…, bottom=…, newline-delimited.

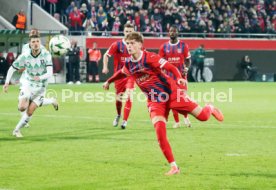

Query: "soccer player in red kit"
left=159, top=25, right=192, bottom=128
left=102, top=23, right=135, bottom=129
left=103, top=32, right=224, bottom=175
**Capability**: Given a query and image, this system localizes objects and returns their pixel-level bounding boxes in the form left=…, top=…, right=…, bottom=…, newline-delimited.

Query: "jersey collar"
left=130, top=51, right=143, bottom=62
left=31, top=50, right=41, bottom=58
left=169, top=40, right=180, bottom=46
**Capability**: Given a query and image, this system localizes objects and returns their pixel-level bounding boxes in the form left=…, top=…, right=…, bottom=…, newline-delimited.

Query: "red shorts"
left=114, top=77, right=135, bottom=95
left=147, top=87, right=198, bottom=120
left=147, top=101, right=170, bottom=121
left=169, top=88, right=198, bottom=115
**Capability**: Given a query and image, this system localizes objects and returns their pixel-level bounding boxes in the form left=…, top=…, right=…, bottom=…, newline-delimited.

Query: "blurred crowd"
left=36, top=0, right=276, bottom=36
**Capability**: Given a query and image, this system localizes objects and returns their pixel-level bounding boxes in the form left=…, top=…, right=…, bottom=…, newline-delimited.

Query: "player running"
left=20, top=29, right=58, bottom=128
left=103, top=32, right=224, bottom=175
left=159, top=25, right=191, bottom=128
left=102, top=23, right=135, bottom=129
left=3, top=31, right=55, bottom=137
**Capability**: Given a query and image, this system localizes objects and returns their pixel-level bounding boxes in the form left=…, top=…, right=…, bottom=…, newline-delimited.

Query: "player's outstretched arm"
left=102, top=52, right=109, bottom=74
left=162, top=62, right=187, bottom=87
left=3, top=66, right=17, bottom=93
left=103, top=81, right=110, bottom=90
left=103, top=70, right=127, bottom=90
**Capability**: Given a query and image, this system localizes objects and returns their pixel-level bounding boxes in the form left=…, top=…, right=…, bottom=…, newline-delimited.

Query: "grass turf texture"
left=0, top=82, right=275, bottom=190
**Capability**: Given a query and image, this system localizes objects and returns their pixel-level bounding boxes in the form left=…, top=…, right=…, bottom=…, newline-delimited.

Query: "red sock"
left=123, top=98, right=132, bottom=121
left=116, top=100, right=122, bottom=116
left=196, top=105, right=212, bottom=121
left=172, top=109, right=179, bottom=123
left=154, top=121, right=175, bottom=163
left=183, top=112, right=188, bottom=118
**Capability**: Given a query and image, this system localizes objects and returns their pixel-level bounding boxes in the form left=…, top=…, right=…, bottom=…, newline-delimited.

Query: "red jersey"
left=122, top=51, right=177, bottom=102
left=159, top=40, right=191, bottom=79
left=106, top=39, right=130, bottom=72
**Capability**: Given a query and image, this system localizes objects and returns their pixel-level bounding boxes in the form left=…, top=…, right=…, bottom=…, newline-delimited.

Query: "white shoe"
left=13, top=130, right=23, bottom=138
left=76, top=81, right=81, bottom=85
left=24, top=123, right=30, bottom=128
left=121, top=120, right=127, bottom=129
left=67, top=81, right=73, bottom=85
left=184, top=117, right=191, bottom=128
left=52, top=98, right=59, bottom=111
left=113, top=115, right=120, bottom=127
left=173, top=122, right=181, bottom=129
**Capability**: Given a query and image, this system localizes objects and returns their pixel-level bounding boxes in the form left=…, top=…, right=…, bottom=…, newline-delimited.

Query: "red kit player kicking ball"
left=103, top=32, right=224, bottom=175
left=159, top=25, right=192, bottom=128
left=102, top=23, right=135, bottom=129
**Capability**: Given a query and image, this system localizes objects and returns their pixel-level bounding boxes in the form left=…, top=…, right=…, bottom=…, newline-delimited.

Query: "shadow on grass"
left=228, top=172, right=276, bottom=178
left=0, top=127, right=153, bottom=142
left=194, top=172, right=276, bottom=179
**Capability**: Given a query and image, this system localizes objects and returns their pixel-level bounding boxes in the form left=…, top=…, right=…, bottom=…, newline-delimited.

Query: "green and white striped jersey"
left=12, top=48, right=53, bottom=88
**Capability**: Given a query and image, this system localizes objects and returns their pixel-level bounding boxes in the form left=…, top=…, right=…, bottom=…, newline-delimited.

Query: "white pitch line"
left=0, top=112, right=276, bottom=128
left=225, top=153, right=247, bottom=157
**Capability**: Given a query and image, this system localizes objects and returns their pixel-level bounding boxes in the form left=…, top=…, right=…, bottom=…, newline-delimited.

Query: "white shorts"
left=18, top=85, right=46, bottom=107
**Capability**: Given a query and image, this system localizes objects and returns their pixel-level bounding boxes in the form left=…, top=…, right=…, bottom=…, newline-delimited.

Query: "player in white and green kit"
left=19, top=29, right=58, bottom=128
left=3, top=31, right=55, bottom=137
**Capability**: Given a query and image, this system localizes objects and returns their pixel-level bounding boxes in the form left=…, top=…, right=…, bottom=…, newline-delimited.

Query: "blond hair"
left=125, top=32, right=144, bottom=43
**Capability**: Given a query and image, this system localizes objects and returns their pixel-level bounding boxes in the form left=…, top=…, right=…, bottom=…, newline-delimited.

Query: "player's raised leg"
left=41, top=97, right=59, bottom=111
left=192, top=104, right=224, bottom=122
left=175, top=101, right=224, bottom=122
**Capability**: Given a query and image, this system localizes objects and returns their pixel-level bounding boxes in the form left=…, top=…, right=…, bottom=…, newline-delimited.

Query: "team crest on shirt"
left=177, top=48, right=182, bottom=53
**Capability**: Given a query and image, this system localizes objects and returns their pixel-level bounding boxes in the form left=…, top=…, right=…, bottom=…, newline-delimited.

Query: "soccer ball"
left=49, top=35, right=71, bottom=56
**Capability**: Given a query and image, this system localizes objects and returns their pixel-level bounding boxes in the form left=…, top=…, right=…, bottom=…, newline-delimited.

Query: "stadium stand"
left=35, top=0, right=276, bottom=37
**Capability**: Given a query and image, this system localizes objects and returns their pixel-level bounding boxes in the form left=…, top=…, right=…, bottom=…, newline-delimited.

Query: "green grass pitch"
left=0, top=82, right=275, bottom=190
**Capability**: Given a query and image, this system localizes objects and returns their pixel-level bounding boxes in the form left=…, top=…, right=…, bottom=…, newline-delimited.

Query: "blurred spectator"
left=107, top=10, right=116, bottom=31
left=12, top=10, right=26, bottom=33
left=46, top=0, right=58, bottom=14
left=142, top=18, right=151, bottom=36
left=67, top=40, right=81, bottom=84
left=193, top=44, right=206, bottom=82
left=97, top=5, right=108, bottom=31
left=80, top=3, right=89, bottom=22
left=111, top=17, right=121, bottom=36
left=84, top=16, right=99, bottom=35
left=54, top=13, right=61, bottom=21
left=69, top=6, right=84, bottom=35
left=6, top=52, right=15, bottom=66
left=87, top=42, right=101, bottom=82
left=37, top=0, right=276, bottom=36
left=134, top=11, right=141, bottom=31
left=90, top=6, right=97, bottom=18
left=66, top=1, right=75, bottom=15
left=0, top=53, right=8, bottom=77
left=241, top=55, right=257, bottom=81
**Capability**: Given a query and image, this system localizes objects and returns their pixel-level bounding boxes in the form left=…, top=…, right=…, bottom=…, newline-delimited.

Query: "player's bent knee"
left=18, top=106, right=27, bottom=112
left=190, top=106, right=202, bottom=117
left=151, top=116, right=166, bottom=125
